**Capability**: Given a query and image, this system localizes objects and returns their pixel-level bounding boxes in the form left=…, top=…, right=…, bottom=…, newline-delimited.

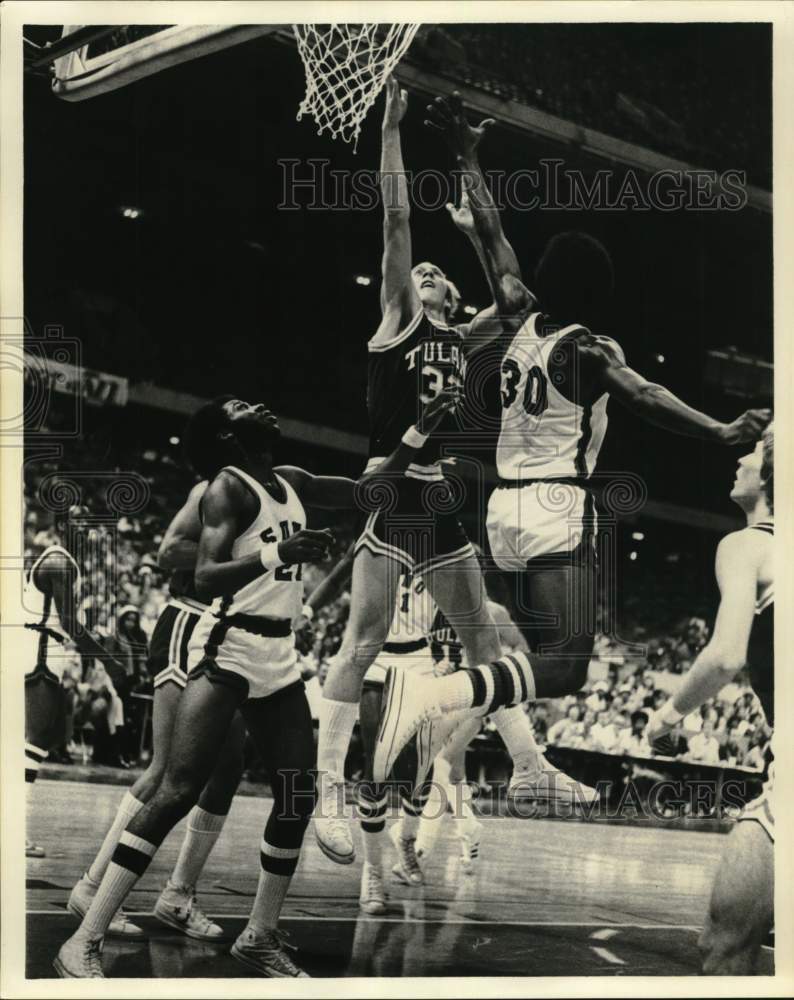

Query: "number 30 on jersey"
left=500, top=358, right=549, bottom=415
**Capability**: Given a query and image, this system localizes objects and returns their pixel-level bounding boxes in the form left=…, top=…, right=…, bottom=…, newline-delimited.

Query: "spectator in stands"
left=547, top=704, right=585, bottom=748
left=616, top=711, right=650, bottom=756
left=686, top=718, right=721, bottom=764
left=588, top=709, right=619, bottom=754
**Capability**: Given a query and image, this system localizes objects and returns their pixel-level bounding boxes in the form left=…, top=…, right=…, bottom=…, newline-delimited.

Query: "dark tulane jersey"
left=428, top=606, right=463, bottom=669
left=367, top=311, right=466, bottom=477
left=747, top=519, right=774, bottom=726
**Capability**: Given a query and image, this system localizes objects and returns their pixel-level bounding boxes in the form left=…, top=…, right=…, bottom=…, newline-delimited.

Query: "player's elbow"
left=706, top=642, right=746, bottom=677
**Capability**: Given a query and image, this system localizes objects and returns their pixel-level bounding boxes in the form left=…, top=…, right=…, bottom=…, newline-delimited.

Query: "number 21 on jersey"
left=261, top=521, right=303, bottom=580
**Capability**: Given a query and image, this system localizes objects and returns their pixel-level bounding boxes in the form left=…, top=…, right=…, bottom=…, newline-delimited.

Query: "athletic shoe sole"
left=153, top=905, right=226, bottom=941
left=230, top=942, right=305, bottom=978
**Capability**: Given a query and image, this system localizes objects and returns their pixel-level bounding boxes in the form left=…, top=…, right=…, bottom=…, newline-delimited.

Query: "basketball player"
left=647, top=425, right=773, bottom=974
left=24, top=506, right=128, bottom=859
left=372, top=92, right=771, bottom=782
left=68, top=477, right=247, bottom=941
left=315, top=76, right=555, bottom=864
left=55, top=388, right=461, bottom=978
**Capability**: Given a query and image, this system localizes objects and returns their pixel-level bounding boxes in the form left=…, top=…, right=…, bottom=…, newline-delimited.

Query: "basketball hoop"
left=292, top=24, right=420, bottom=151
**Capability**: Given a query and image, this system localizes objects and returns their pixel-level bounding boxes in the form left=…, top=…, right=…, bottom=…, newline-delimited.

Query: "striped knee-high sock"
left=79, top=831, right=157, bottom=939
left=25, top=742, right=48, bottom=784
left=87, top=790, right=145, bottom=886
left=248, top=833, right=301, bottom=935
left=357, top=782, right=389, bottom=867
left=434, top=652, right=536, bottom=716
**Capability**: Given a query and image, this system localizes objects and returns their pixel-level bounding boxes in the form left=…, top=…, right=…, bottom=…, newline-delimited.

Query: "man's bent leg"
left=55, top=673, right=242, bottom=977
left=315, top=547, right=401, bottom=864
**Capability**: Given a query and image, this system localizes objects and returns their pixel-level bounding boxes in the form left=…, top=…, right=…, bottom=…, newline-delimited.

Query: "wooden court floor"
left=24, top=779, right=770, bottom=978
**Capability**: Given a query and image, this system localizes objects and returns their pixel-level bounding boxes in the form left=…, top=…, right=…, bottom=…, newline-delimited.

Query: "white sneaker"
left=508, top=757, right=600, bottom=806
left=54, top=933, right=105, bottom=978
left=68, top=872, right=144, bottom=939
left=373, top=667, right=441, bottom=784
left=314, top=774, right=355, bottom=865
left=26, top=839, right=46, bottom=858
left=457, top=819, right=483, bottom=875
left=231, top=927, right=309, bottom=977
left=154, top=880, right=224, bottom=940
left=389, top=823, right=424, bottom=886
left=359, top=861, right=388, bottom=915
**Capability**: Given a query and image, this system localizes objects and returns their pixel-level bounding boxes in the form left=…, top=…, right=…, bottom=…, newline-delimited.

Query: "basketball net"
left=292, top=24, right=420, bottom=151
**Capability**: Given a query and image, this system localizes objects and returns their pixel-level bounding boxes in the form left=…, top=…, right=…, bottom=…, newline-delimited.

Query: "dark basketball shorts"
left=354, top=474, right=474, bottom=575
left=149, top=601, right=202, bottom=690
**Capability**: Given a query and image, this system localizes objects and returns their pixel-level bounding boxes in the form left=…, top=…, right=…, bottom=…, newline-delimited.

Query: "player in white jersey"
left=648, top=424, right=774, bottom=974
left=24, top=505, right=128, bottom=858
left=372, top=92, right=770, bottom=782
left=69, top=476, right=248, bottom=942
left=56, top=387, right=462, bottom=979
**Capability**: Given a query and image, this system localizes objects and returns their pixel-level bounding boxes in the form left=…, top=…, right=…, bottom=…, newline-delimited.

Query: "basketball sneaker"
left=359, top=861, right=388, bottom=915
left=373, top=667, right=443, bottom=783
left=389, top=823, right=424, bottom=886
left=68, top=872, right=144, bottom=939
left=314, top=773, right=355, bottom=865
left=456, top=818, right=483, bottom=875
left=231, top=927, right=309, bottom=977
left=53, top=933, right=105, bottom=978
left=154, top=879, right=224, bottom=940
left=508, top=758, right=599, bottom=807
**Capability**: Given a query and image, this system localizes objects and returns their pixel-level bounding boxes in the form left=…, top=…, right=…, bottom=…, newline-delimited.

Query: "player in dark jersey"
left=68, top=476, right=248, bottom=942
left=647, top=424, right=774, bottom=974
left=315, top=77, right=534, bottom=863
left=371, top=92, right=771, bottom=782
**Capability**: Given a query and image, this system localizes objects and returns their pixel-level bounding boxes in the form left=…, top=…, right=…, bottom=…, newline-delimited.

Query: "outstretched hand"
left=446, top=189, right=475, bottom=234
left=418, top=385, right=464, bottom=433
left=424, top=91, right=495, bottom=160
left=383, top=75, right=408, bottom=128
left=720, top=408, right=772, bottom=446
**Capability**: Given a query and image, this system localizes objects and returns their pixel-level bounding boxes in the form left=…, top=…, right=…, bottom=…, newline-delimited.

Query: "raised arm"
left=371, top=77, right=421, bottom=348
left=194, top=472, right=332, bottom=601
left=581, top=335, right=771, bottom=444
left=647, top=531, right=761, bottom=740
left=157, top=479, right=206, bottom=572
left=425, top=93, right=534, bottom=322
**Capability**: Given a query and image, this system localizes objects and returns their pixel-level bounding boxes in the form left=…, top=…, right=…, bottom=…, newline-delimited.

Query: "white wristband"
left=659, top=702, right=684, bottom=727
left=402, top=425, right=429, bottom=449
left=301, top=603, right=314, bottom=621
left=260, top=542, right=284, bottom=571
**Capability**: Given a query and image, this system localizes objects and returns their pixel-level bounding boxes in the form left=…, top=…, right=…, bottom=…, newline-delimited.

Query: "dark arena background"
left=19, top=19, right=773, bottom=981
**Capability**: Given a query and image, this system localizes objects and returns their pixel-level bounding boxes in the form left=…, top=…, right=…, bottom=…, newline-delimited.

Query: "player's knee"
left=158, top=766, right=203, bottom=816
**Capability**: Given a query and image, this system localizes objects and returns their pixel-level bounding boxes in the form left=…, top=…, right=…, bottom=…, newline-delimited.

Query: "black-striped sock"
left=357, top=782, right=389, bottom=835
left=400, top=782, right=431, bottom=839
left=80, top=831, right=157, bottom=938
left=436, top=652, right=535, bottom=716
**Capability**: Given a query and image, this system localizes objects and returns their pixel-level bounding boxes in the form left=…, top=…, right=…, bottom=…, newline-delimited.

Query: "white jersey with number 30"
left=497, top=313, right=609, bottom=481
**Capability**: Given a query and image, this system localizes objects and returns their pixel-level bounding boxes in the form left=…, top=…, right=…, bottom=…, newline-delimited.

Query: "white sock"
left=80, top=831, right=156, bottom=939
left=451, top=783, right=476, bottom=838
left=246, top=868, right=291, bottom=937
left=415, top=779, right=448, bottom=857
left=490, top=705, right=542, bottom=775
left=169, top=805, right=227, bottom=890
left=317, top=698, right=359, bottom=783
left=358, top=787, right=389, bottom=868
left=87, top=790, right=145, bottom=886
